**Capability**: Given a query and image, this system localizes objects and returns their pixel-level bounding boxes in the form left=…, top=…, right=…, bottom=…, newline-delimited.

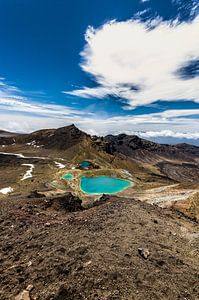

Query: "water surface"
left=80, top=161, right=92, bottom=169
left=62, top=173, right=74, bottom=179
left=80, top=175, right=133, bottom=194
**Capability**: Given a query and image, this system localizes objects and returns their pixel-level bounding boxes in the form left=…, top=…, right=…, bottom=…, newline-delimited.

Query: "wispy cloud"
left=0, top=78, right=85, bottom=118
left=1, top=103, right=199, bottom=137
left=1, top=78, right=199, bottom=143
left=65, top=15, right=199, bottom=108
left=172, top=0, right=199, bottom=19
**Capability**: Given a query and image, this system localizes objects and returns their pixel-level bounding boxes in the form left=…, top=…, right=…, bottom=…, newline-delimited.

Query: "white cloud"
left=152, top=109, right=199, bottom=118
left=1, top=78, right=199, bottom=143
left=137, top=130, right=199, bottom=140
left=66, top=16, right=199, bottom=108
left=1, top=107, right=199, bottom=139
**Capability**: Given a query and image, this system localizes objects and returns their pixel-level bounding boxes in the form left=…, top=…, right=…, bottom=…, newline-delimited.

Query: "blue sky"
left=0, top=0, right=199, bottom=144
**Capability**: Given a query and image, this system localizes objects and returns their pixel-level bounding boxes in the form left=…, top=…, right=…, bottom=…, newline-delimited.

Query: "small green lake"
left=80, top=175, right=133, bottom=194
left=62, top=173, right=74, bottom=179
left=79, top=161, right=92, bottom=169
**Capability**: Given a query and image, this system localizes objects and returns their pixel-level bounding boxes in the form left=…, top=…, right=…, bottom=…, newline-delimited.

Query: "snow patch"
left=0, top=151, right=25, bottom=158
left=26, top=140, right=36, bottom=146
left=123, top=170, right=133, bottom=177
left=54, top=161, right=65, bottom=169
left=21, top=164, right=34, bottom=180
left=0, top=187, right=13, bottom=194
left=0, top=152, right=47, bottom=160
left=26, top=140, right=43, bottom=148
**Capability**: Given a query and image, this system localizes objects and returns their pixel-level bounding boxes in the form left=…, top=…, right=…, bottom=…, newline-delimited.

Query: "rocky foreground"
left=0, top=193, right=198, bottom=300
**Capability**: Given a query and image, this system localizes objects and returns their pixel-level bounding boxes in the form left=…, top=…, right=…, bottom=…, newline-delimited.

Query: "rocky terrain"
left=0, top=124, right=199, bottom=299
left=0, top=193, right=198, bottom=300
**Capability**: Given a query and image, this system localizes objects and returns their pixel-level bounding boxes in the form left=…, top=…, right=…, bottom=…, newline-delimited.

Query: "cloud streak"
left=1, top=78, right=199, bottom=143
left=0, top=78, right=86, bottom=118
left=1, top=106, right=199, bottom=137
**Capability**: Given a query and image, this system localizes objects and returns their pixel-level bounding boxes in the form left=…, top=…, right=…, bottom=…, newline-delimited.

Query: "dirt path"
left=135, top=184, right=199, bottom=207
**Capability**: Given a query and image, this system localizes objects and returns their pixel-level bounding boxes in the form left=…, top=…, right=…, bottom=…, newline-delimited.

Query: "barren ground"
left=0, top=194, right=199, bottom=300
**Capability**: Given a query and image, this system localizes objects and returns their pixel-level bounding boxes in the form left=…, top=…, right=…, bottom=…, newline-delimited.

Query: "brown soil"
left=0, top=194, right=198, bottom=300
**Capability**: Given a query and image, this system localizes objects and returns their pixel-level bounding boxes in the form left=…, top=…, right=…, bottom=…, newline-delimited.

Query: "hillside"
left=1, top=124, right=199, bottom=160
left=0, top=130, right=17, bottom=137
left=105, top=133, right=199, bottom=161
left=1, top=124, right=199, bottom=187
left=0, top=125, right=88, bottom=149
left=0, top=193, right=198, bottom=300
left=0, top=124, right=199, bottom=299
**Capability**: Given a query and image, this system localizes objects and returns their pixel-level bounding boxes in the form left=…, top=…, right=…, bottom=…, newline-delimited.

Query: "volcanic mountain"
left=1, top=124, right=199, bottom=159
left=0, top=124, right=88, bottom=149
left=1, top=124, right=199, bottom=183
left=105, top=133, right=199, bottom=161
left=0, top=124, right=199, bottom=300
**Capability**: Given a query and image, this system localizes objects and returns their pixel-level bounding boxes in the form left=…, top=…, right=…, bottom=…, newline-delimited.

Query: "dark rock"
left=44, top=193, right=83, bottom=212
left=52, top=285, right=83, bottom=300
left=105, top=133, right=199, bottom=162
left=138, top=247, right=150, bottom=259
left=83, top=194, right=110, bottom=209
left=28, top=190, right=44, bottom=198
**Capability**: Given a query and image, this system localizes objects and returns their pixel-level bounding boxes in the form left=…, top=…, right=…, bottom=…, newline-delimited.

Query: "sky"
left=0, top=0, right=199, bottom=144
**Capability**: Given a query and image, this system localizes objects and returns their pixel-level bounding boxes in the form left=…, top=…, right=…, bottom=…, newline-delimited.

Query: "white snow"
left=21, top=164, right=34, bottom=180
left=26, top=141, right=43, bottom=148
left=26, top=140, right=36, bottom=146
left=0, top=151, right=25, bottom=158
left=0, top=152, right=47, bottom=160
left=54, top=161, right=65, bottom=169
left=123, top=170, right=133, bottom=177
left=0, top=187, right=13, bottom=194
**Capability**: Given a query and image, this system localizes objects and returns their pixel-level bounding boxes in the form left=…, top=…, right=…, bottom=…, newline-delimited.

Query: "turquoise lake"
left=80, top=175, right=133, bottom=194
left=62, top=173, right=74, bottom=179
left=79, top=161, right=92, bottom=169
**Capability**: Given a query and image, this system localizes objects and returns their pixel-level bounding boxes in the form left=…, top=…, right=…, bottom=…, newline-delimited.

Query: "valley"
left=0, top=125, right=199, bottom=299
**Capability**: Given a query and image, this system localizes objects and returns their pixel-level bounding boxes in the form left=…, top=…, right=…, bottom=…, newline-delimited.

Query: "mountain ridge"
left=1, top=123, right=199, bottom=151
left=1, top=124, right=199, bottom=184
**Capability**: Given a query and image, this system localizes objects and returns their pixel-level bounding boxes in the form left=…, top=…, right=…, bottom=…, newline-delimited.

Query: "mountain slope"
left=105, top=133, right=199, bottom=162
left=1, top=124, right=199, bottom=183
left=0, top=124, right=88, bottom=150
left=0, top=194, right=198, bottom=300
left=1, top=124, right=199, bottom=161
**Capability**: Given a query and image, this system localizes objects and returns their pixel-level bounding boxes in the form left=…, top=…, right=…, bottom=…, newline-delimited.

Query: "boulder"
left=44, top=192, right=83, bottom=212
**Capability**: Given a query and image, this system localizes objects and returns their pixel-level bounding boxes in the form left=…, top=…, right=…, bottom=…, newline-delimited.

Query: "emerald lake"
left=80, top=175, right=133, bottom=194
left=62, top=173, right=74, bottom=179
